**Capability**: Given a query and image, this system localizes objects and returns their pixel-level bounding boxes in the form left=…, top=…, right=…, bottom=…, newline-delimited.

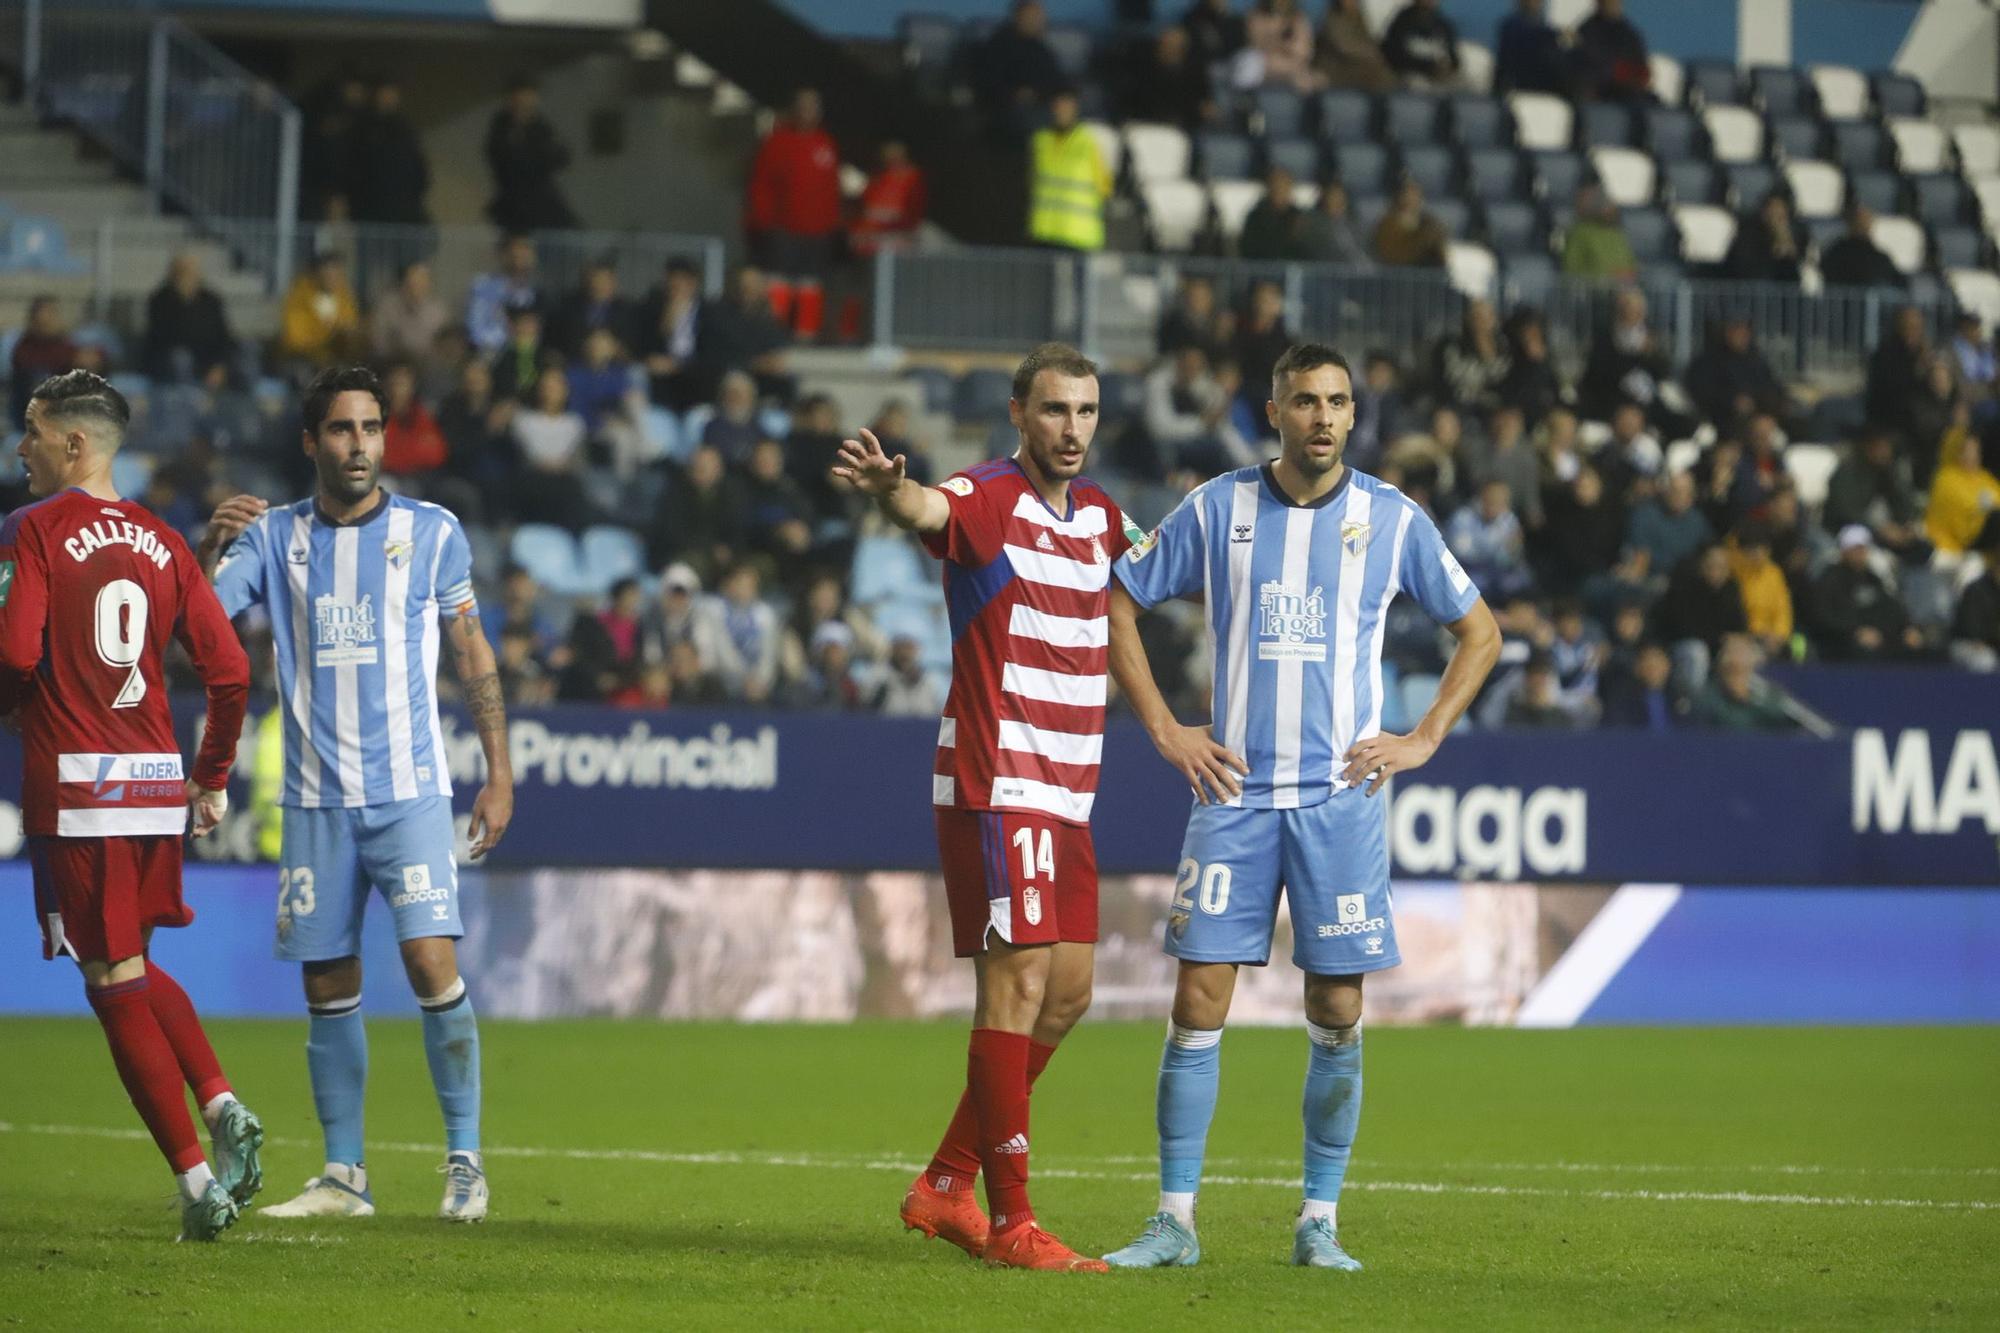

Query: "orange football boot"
left=900, top=1174, right=989, bottom=1258
left=982, top=1220, right=1110, bottom=1272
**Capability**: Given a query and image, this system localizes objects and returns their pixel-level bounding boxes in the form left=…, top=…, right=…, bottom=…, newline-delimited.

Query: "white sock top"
left=1299, top=1198, right=1338, bottom=1228
left=1167, top=1021, right=1223, bottom=1050
left=1306, top=1018, right=1363, bottom=1049
left=176, top=1161, right=216, bottom=1203
left=1159, top=1191, right=1197, bottom=1228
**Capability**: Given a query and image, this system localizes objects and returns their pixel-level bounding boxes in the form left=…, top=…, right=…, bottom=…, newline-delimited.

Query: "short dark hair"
left=302, top=366, right=384, bottom=435
left=29, top=369, right=130, bottom=440
left=1270, top=342, right=1352, bottom=396
left=1010, top=342, right=1097, bottom=404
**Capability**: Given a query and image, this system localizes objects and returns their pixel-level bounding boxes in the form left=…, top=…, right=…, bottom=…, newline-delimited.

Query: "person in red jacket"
left=745, top=86, right=843, bottom=340
left=380, top=361, right=449, bottom=478
left=842, top=140, right=929, bottom=342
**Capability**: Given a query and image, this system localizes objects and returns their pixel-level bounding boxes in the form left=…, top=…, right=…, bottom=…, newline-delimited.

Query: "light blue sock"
left=305, top=997, right=367, bottom=1167
left=1158, top=1023, right=1223, bottom=1210
left=419, top=979, right=481, bottom=1155
left=1302, top=1020, right=1364, bottom=1205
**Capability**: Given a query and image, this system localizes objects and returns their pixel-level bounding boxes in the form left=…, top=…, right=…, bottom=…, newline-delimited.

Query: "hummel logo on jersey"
left=289, top=545, right=309, bottom=564
left=1232, top=523, right=1253, bottom=543
left=994, top=1133, right=1030, bottom=1154
left=1036, top=530, right=1055, bottom=552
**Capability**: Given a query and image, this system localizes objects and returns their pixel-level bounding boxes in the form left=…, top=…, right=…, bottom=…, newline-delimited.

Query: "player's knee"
left=1304, top=976, right=1363, bottom=1029
left=302, top=956, right=361, bottom=1007
left=1039, top=978, right=1093, bottom=1032
left=400, top=940, right=460, bottom=997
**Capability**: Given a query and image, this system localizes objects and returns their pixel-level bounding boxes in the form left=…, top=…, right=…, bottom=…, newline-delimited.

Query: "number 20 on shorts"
left=1174, top=857, right=1232, bottom=915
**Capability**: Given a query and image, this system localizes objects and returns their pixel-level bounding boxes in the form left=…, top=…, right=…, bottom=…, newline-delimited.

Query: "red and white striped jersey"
left=920, top=459, right=1133, bottom=825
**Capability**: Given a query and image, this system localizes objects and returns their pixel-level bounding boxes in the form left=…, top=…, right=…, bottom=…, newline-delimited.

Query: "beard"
left=318, top=452, right=378, bottom=505
left=1024, top=434, right=1087, bottom=480
left=1288, top=430, right=1346, bottom=476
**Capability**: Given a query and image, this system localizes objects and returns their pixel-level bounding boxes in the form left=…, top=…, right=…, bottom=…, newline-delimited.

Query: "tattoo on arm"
left=448, top=615, right=509, bottom=739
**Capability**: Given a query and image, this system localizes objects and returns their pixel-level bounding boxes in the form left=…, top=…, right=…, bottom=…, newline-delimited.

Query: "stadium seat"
left=1643, top=106, right=1702, bottom=161
left=1457, top=40, right=1494, bottom=94
left=1947, top=267, right=2000, bottom=329
left=1871, top=214, right=1928, bottom=273
left=1334, top=141, right=1393, bottom=196
left=1809, top=64, right=1870, bottom=120
left=849, top=534, right=933, bottom=606
left=1507, top=92, right=1573, bottom=151
left=905, top=364, right=955, bottom=415
left=1767, top=113, right=1823, bottom=163
left=1195, top=131, right=1253, bottom=181
left=1576, top=101, right=1637, bottom=150
left=1702, top=105, right=1764, bottom=163
left=1429, top=197, right=1472, bottom=238
left=1316, top=89, right=1375, bottom=143
left=1750, top=65, right=1813, bottom=117
left=510, top=525, right=583, bottom=595
left=579, top=526, right=645, bottom=594
left=1124, top=122, right=1192, bottom=185
left=1663, top=159, right=1723, bottom=205
left=1649, top=53, right=1685, bottom=107
left=1463, top=145, right=1521, bottom=201
left=1804, top=214, right=1846, bottom=255
left=1591, top=146, right=1656, bottom=207
left=1686, top=60, right=1743, bottom=106
left=1847, top=167, right=1902, bottom=216
left=1620, top=206, right=1677, bottom=262
left=1829, top=119, right=1889, bottom=172
left=1501, top=250, right=1557, bottom=304
left=1350, top=192, right=1391, bottom=240
left=1141, top=179, right=1210, bottom=250
left=1252, top=86, right=1308, bottom=139
left=0, top=217, right=86, bottom=274
left=1526, top=149, right=1585, bottom=205
left=1674, top=204, right=1738, bottom=264
left=1399, top=144, right=1456, bottom=198
left=1044, top=24, right=1092, bottom=78
left=1083, top=120, right=1124, bottom=181
left=1097, top=370, right=1146, bottom=422
left=1890, top=118, right=1948, bottom=174
left=1383, top=90, right=1443, bottom=145
left=1445, top=242, right=1497, bottom=299
left=1265, top=135, right=1321, bottom=180
left=1785, top=161, right=1846, bottom=219
left=110, top=452, right=155, bottom=500
left=953, top=368, right=1013, bottom=423
left=1870, top=71, right=1925, bottom=118
left=1445, top=92, right=1509, bottom=149
left=1952, top=123, right=2000, bottom=178
left=1480, top=199, right=1544, bottom=255
left=1932, top=225, right=1984, bottom=271
left=1208, top=180, right=1263, bottom=241
left=641, top=406, right=688, bottom=464
left=1400, top=673, right=1443, bottom=727
left=1973, top=175, right=2000, bottom=232
left=1721, top=161, right=1779, bottom=209
left=1784, top=443, right=1840, bottom=509
left=1908, top=171, right=1972, bottom=226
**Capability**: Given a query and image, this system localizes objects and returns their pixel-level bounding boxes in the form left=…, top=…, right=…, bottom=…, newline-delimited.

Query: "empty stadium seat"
left=1526, top=148, right=1585, bottom=204
left=1266, top=136, right=1321, bottom=180
left=1649, top=53, right=1684, bottom=107
left=1847, top=167, right=1902, bottom=216
left=1125, top=122, right=1192, bottom=185
left=1890, top=117, right=1948, bottom=174
left=1643, top=106, right=1702, bottom=160
left=1317, top=89, right=1375, bottom=142
left=1501, top=251, right=1558, bottom=303
left=1947, top=267, right=2000, bottom=329
left=1952, top=123, right=2000, bottom=177
left=954, top=368, right=1013, bottom=422
left=1784, top=443, right=1840, bottom=509
left=1721, top=161, right=1779, bottom=209
left=1932, top=225, right=1985, bottom=271
left=1383, top=90, right=1443, bottom=144
left=1804, top=214, right=1846, bottom=254
left=1429, top=197, right=1472, bottom=238
left=1335, top=141, right=1393, bottom=195
left=1445, top=242, right=1497, bottom=299
left=1141, top=179, right=1209, bottom=250
left=1909, top=171, right=1972, bottom=226
left=579, top=526, right=645, bottom=594
left=1446, top=92, right=1508, bottom=148
left=1083, top=120, right=1124, bottom=181
left=1871, top=214, right=1928, bottom=273
left=510, top=525, right=583, bottom=595
left=849, top=534, right=932, bottom=606
left=1870, top=71, right=1925, bottom=118
left=1703, top=105, right=1764, bottom=163
left=1591, top=146, right=1656, bottom=207
left=1768, top=113, right=1823, bottom=163
left=1196, top=130, right=1254, bottom=180
left=0, top=217, right=86, bottom=274
left=1464, top=145, right=1521, bottom=200
left=1621, top=206, right=1677, bottom=262
left=1457, top=40, right=1495, bottom=94
left=1480, top=199, right=1544, bottom=254
left=1809, top=64, right=1870, bottom=120
left=1507, top=92, right=1573, bottom=150
left=1973, top=175, right=2000, bottom=232
left=1097, top=370, right=1146, bottom=421
left=1829, top=119, right=1890, bottom=172
left=1686, top=60, right=1743, bottom=106
left=1252, top=86, right=1308, bottom=139
left=1750, top=65, right=1813, bottom=116
left=1577, top=101, right=1637, bottom=149
left=1399, top=144, right=1456, bottom=197
left=1785, top=161, right=1846, bottom=218
left=1209, top=180, right=1263, bottom=240
left=1674, top=204, right=1738, bottom=264
left=1664, top=159, right=1723, bottom=205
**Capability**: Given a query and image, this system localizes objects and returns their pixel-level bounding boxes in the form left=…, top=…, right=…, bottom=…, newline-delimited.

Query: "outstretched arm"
left=446, top=612, right=514, bottom=859
left=1341, top=597, right=1501, bottom=795
left=1110, top=583, right=1247, bottom=805
left=831, top=427, right=951, bottom=533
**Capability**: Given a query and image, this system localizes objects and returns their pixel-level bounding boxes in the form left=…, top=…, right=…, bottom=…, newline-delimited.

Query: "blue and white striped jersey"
left=1115, top=465, right=1480, bottom=810
left=213, top=494, right=478, bottom=808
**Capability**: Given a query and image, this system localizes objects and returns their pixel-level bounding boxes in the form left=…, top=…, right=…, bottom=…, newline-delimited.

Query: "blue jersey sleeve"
left=1112, top=489, right=1207, bottom=610
left=1398, top=503, right=1482, bottom=624
left=211, top=514, right=269, bottom=618
left=433, top=512, right=479, bottom=619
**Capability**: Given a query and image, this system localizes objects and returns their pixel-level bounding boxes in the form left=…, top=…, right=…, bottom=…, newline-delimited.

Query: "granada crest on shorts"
left=1023, top=886, right=1043, bottom=926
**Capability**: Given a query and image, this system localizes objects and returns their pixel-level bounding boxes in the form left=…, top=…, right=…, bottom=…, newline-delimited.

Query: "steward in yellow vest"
left=1028, top=90, right=1111, bottom=251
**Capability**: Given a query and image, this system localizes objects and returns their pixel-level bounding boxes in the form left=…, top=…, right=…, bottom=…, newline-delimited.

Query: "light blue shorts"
left=1165, top=789, right=1400, bottom=975
left=274, top=796, right=461, bottom=962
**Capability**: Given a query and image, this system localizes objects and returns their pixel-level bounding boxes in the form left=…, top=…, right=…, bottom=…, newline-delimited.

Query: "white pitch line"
left=4, top=1121, right=1995, bottom=1214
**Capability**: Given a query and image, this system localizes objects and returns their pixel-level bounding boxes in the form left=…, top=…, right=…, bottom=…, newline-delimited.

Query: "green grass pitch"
left=1, top=1019, right=1995, bottom=1329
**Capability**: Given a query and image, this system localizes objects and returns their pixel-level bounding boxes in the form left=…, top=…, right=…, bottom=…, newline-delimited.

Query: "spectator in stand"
left=1495, top=0, right=1567, bottom=95
left=1432, top=298, right=1511, bottom=417
left=1691, top=635, right=1806, bottom=732
left=1763, top=480, right=1821, bottom=606
left=368, top=260, right=450, bottom=370
left=874, top=635, right=942, bottom=716
left=1948, top=310, right=1998, bottom=433
left=560, top=577, right=645, bottom=702
left=1728, top=521, right=1793, bottom=658
left=1905, top=354, right=1965, bottom=488
left=652, top=444, right=746, bottom=578
left=793, top=622, right=870, bottom=711
left=1865, top=304, right=1932, bottom=456
left=1502, top=651, right=1582, bottom=728
left=1382, top=0, right=1462, bottom=87
left=637, top=257, right=706, bottom=411
left=490, top=304, right=548, bottom=404
left=784, top=570, right=885, bottom=672
left=465, top=233, right=542, bottom=356
left=702, top=370, right=764, bottom=467
left=1579, top=286, right=1687, bottom=436
left=746, top=87, right=844, bottom=341
left=848, top=140, right=928, bottom=259
left=1949, top=514, right=2000, bottom=669
left=1594, top=401, right=1664, bottom=503
left=1462, top=404, right=1542, bottom=527
left=1315, top=0, right=1395, bottom=93
left=143, top=253, right=237, bottom=387
left=1238, top=165, right=1306, bottom=261
left=1824, top=427, right=1930, bottom=561
left=1346, top=350, right=1405, bottom=468
left=484, top=74, right=577, bottom=232
left=741, top=438, right=816, bottom=573
left=1724, top=192, right=1806, bottom=284
left=608, top=660, right=674, bottom=710
left=1447, top=480, right=1535, bottom=599
left=1819, top=204, right=1904, bottom=290
left=1296, top=179, right=1370, bottom=266
left=565, top=328, right=632, bottom=435
left=711, top=562, right=781, bottom=703
left=1372, top=177, right=1448, bottom=268
left=975, top=0, right=1064, bottom=133
left=1129, top=25, right=1221, bottom=126
left=299, top=71, right=368, bottom=222
left=9, top=296, right=85, bottom=420
left=1600, top=639, right=1677, bottom=730
left=380, top=361, right=448, bottom=481
left=1627, top=470, right=1711, bottom=577
left=867, top=397, right=933, bottom=484
left=437, top=357, right=512, bottom=500
left=1383, top=404, right=1466, bottom=512
left=1537, top=464, right=1625, bottom=595
left=1028, top=87, right=1112, bottom=253
left=496, top=625, right=557, bottom=708
left=547, top=259, right=639, bottom=363
left=489, top=564, right=564, bottom=659
left=1811, top=524, right=1926, bottom=661
left=1653, top=542, right=1748, bottom=689
left=1498, top=308, right=1567, bottom=425
left=509, top=365, right=593, bottom=530
left=1536, top=404, right=1584, bottom=492
left=1926, top=421, right=2000, bottom=555
left=1574, top=0, right=1652, bottom=102
left=1139, top=345, right=1252, bottom=477
left=1245, top=0, right=1322, bottom=93
left=640, top=563, right=718, bottom=665
left=697, top=266, right=795, bottom=403
left=1561, top=183, right=1637, bottom=281
left=352, top=77, right=429, bottom=227
left=279, top=250, right=363, bottom=371
left=1230, top=279, right=1292, bottom=405
left=1157, top=274, right=1234, bottom=363
left=1547, top=597, right=1607, bottom=716
left=1183, top=0, right=1247, bottom=67
left=782, top=392, right=854, bottom=518
left=1686, top=314, right=1795, bottom=440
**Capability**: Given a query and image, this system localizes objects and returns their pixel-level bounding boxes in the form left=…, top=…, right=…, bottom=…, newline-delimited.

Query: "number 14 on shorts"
left=1011, top=826, right=1055, bottom=882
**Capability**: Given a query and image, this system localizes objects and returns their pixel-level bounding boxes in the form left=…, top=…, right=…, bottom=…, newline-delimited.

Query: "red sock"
left=967, top=1028, right=1033, bottom=1229
left=88, top=977, right=205, bottom=1174
left=928, top=1039, right=1056, bottom=1191
left=792, top=283, right=825, bottom=338
left=146, top=961, right=231, bottom=1108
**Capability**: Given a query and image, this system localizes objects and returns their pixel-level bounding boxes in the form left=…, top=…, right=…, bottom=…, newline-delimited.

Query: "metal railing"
left=8, top=0, right=301, bottom=293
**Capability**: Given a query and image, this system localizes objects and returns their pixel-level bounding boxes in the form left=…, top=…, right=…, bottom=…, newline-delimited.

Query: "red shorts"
left=30, top=835, right=190, bottom=963
left=934, top=807, right=1098, bottom=958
